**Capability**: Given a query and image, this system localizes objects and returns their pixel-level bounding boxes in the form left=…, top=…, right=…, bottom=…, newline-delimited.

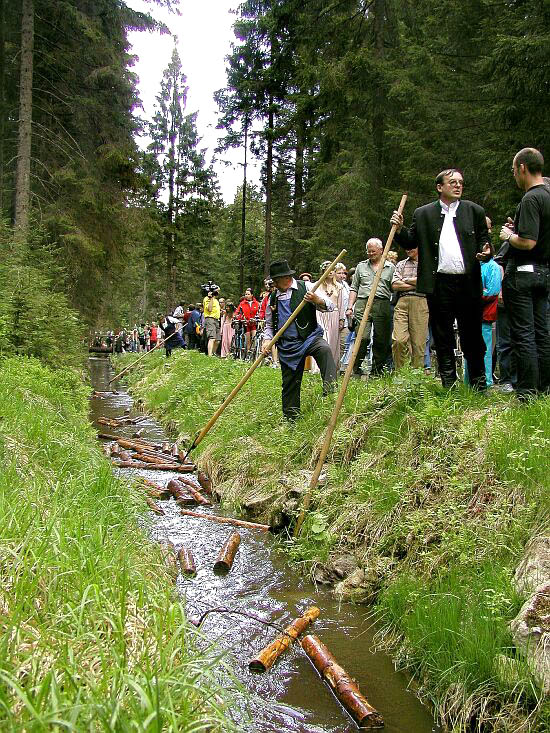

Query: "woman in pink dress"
left=316, top=261, right=346, bottom=365
left=220, top=302, right=235, bottom=357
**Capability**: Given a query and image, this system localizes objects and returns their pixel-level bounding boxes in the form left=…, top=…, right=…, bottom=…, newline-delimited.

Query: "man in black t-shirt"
left=500, top=147, right=550, bottom=398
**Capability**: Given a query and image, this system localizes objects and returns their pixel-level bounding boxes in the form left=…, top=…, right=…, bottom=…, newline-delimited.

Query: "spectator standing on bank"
left=317, top=260, right=346, bottom=366
left=334, top=263, right=350, bottom=366
left=391, top=168, right=491, bottom=389
left=234, top=288, right=260, bottom=355
left=185, top=303, right=202, bottom=350
left=203, top=291, right=221, bottom=357
left=391, top=244, right=429, bottom=369
left=149, top=322, right=159, bottom=351
left=160, top=314, right=185, bottom=357
left=220, top=302, right=235, bottom=358
left=346, top=238, right=395, bottom=377
left=500, top=147, right=550, bottom=399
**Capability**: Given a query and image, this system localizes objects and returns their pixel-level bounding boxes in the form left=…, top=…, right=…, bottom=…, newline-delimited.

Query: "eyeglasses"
left=448, top=181, right=464, bottom=188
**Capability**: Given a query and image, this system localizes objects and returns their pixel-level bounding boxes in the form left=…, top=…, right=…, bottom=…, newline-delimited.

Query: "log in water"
left=214, top=531, right=241, bottom=572
left=249, top=606, right=320, bottom=672
left=178, top=546, right=197, bottom=577
left=301, top=635, right=384, bottom=729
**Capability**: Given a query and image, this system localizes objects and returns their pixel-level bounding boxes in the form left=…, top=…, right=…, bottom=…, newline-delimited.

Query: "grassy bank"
left=123, top=349, right=550, bottom=732
left=0, top=356, right=239, bottom=730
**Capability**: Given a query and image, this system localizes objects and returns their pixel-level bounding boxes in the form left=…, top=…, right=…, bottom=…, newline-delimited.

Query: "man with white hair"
left=346, top=238, right=395, bottom=376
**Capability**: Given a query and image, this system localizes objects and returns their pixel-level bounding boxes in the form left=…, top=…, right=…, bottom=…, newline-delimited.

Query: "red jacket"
left=235, top=298, right=259, bottom=322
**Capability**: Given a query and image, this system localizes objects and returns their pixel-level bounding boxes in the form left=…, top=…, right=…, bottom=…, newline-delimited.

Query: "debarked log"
left=168, top=478, right=210, bottom=506
left=177, top=547, right=197, bottom=577
left=179, top=509, right=270, bottom=532
left=213, top=532, right=241, bottom=572
left=301, top=635, right=384, bottom=729
left=249, top=606, right=320, bottom=672
left=146, top=496, right=165, bottom=515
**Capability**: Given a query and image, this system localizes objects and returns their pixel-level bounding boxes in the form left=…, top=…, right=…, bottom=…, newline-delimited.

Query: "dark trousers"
left=495, top=305, right=517, bottom=385
left=426, top=273, right=486, bottom=388
left=353, top=298, right=392, bottom=376
left=502, top=267, right=550, bottom=396
left=280, top=336, right=337, bottom=419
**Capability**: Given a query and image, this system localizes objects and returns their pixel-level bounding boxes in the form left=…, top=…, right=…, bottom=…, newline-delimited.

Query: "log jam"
left=249, top=606, right=320, bottom=672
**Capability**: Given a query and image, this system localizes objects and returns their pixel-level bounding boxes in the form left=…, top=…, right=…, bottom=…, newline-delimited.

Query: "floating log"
left=159, top=541, right=178, bottom=581
left=177, top=547, right=197, bottom=577
left=249, top=606, right=320, bottom=672
left=118, top=450, right=132, bottom=461
left=146, top=497, right=165, bottom=515
left=167, top=478, right=210, bottom=505
left=132, top=452, right=179, bottom=466
left=197, top=471, right=213, bottom=494
left=180, top=509, right=270, bottom=532
left=110, top=442, right=121, bottom=457
left=112, top=460, right=193, bottom=473
left=173, top=475, right=210, bottom=495
left=97, top=417, right=118, bottom=427
left=301, top=635, right=383, bottom=729
left=213, top=532, right=241, bottom=572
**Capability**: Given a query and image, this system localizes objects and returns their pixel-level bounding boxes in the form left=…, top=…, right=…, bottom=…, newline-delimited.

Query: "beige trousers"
left=392, top=295, right=429, bottom=369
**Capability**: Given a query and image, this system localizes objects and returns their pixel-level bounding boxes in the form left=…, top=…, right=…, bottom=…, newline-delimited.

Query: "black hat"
left=269, top=259, right=296, bottom=279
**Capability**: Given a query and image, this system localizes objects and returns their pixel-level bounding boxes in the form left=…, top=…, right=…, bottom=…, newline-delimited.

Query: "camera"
left=200, top=280, right=220, bottom=297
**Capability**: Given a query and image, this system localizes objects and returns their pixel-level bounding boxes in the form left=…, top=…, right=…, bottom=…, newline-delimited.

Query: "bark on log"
left=173, top=475, right=211, bottom=496
left=213, top=532, right=241, bottom=572
left=249, top=606, right=320, bottom=672
left=110, top=443, right=120, bottom=456
left=197, top=471, right=213, bottom=494
left=168, top=478, right=210, bottom=506
left=177, top=547, right=197, bottom=577
left=118, top=450, right=132, bottom=461
left=180, top=509, right=270, bottom=532
left=301, top=635, right=384, bottom=729
left=146, top=497, right=165, bottom=515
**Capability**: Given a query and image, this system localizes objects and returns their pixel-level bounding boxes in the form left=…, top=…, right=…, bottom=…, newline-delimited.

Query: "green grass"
left=0, top=356, right=240, bottom=731
left=121, top=349, right=550, bottom=731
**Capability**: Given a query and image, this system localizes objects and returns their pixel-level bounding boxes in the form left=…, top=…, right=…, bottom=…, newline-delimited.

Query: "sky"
left=126, top=0, right=261, bottom=203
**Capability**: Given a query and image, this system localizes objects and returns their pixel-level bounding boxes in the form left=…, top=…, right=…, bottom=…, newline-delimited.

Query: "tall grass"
left=0, top=356, right=238, bottom=730
left=122, top=350, right=550, bottom=731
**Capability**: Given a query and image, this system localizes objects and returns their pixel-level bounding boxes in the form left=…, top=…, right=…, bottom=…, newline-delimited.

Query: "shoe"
left=496, top=382, right=514, bottom=394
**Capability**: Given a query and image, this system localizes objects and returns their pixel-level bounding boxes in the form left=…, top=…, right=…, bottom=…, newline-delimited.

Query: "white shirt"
left=438, top=200, right=465, bottom=274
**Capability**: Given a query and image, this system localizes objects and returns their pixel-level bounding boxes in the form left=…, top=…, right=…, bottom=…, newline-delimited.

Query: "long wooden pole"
left=183, top=249, right=347, bottom=459
left=294, top=195, right=407, bottom=537
left=109, top=330, right=178, bottom=384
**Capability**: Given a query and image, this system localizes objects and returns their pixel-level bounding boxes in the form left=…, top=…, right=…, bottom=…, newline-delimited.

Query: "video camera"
left=200, top=280, right=220, bottom=297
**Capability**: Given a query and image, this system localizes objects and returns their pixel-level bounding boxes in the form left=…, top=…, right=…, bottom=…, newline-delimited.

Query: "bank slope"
left=0, top=356, right=237, bottom=731
left=123, top=349, right=550, bottom=732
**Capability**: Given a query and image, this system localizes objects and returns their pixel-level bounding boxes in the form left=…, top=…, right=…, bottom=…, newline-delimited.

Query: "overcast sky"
left=126, top=0, right=261, bottom=203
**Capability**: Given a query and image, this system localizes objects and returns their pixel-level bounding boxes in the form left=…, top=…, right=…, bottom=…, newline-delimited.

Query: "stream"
left=89, top=355, right=439, bottom=733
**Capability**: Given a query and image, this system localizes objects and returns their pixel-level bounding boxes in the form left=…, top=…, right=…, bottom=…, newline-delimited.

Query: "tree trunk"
left=166, top=72, right=178, bottom=309
left=0, top=0, right=6, bottom=216
left=14, top=0, right=34, bottom=237
left=372, top=0, right=386, bottom=194
left=292, top=110, right=305, bottom=263
left=264, top=100, right=274, bottom=277
left=239, top=117, right=248, bottom=295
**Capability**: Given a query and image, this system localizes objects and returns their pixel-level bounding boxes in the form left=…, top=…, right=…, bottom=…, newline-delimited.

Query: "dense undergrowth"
left=0, top=356, right=238, bottom=730
left=123, top=349, right=550, bottom=732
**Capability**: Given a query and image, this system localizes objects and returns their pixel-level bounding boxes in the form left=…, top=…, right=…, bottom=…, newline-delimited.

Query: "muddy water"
left=89, top=356, right=439, bottom=733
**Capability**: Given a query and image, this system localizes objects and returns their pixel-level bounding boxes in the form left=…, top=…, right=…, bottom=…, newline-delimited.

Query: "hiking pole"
left=109, top=330, right=179, bottom=384
left=183, top=249, right=347, bottom=461
left=294, top=194, right=407, bottom=538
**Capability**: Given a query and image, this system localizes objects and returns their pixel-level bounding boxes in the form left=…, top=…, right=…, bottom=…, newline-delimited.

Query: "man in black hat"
left=261, top=260, right=337, bottom=419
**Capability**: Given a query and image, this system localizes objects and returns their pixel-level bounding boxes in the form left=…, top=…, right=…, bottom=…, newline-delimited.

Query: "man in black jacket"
left=390, top=169, right=491, bottom=388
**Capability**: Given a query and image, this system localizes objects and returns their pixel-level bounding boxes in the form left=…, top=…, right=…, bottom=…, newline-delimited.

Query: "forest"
left=1, top=0, right=549, bottom=363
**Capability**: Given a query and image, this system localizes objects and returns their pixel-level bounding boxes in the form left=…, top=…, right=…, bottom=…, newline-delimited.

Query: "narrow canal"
left=89, top=356, right=439, bottom=733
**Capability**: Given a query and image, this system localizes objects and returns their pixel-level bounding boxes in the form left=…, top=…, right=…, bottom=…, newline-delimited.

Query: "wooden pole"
left=301, top=635, right=383, bottom=729
left=294, top=195, right=407, bottom=537
left=183, top=248, right=347, bottom=459
left=249, top=606, right=320, bottom=672
left=180, top=509, right=270, bottom=532
left=109, top=330, right=178, bottom=384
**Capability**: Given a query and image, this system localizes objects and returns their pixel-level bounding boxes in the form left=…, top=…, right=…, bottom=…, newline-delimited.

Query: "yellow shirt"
left=203, top=296, right=220, bottom=320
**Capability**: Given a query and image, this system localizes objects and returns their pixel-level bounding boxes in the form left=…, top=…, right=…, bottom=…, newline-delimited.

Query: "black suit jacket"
left=395, top=199, right=489, bottom=295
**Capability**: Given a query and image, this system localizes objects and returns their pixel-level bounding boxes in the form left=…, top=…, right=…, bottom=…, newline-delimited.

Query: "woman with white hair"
left=316, top=259, right=346, bottom=364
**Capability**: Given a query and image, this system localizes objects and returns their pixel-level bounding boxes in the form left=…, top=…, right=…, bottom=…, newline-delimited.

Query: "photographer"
left=202, top=283, right=221, bottom=357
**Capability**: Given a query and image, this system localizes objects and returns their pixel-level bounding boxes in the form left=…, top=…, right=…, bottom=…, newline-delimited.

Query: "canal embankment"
left=120, top=348, right=550, bottom=732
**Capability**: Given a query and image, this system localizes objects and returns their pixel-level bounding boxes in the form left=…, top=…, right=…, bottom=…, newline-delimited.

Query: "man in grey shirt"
left=346, top=238, right=395, bottom=376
